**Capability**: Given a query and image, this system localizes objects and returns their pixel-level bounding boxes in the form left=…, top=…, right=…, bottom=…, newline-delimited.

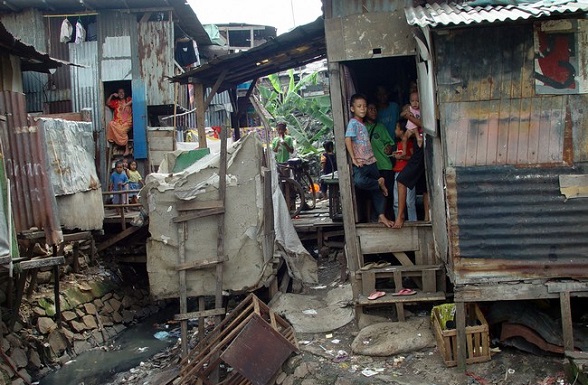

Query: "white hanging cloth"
left=60, top=18, right=73, bottom=43
left=75, top=21, right=86, bottom=44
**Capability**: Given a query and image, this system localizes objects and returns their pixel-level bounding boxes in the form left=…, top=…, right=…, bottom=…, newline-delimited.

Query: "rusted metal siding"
left=46, top=17, right=72, bottom=93
left=99, top=11, right=134, bottom=82
left=138, top=20, right=174, bottom=106
left=22, top=73, right=46, bottom=112
left=446, top=165, right=588, bottom=284
left=69, top=41, right=101, bottom=129
left=0, top=92, right=62, bottom=245
left=436, top=24, right=571, bottom=167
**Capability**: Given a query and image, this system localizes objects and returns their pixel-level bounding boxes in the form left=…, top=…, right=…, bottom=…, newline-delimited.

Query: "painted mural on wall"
left=534, top=19, right=588, bottom=95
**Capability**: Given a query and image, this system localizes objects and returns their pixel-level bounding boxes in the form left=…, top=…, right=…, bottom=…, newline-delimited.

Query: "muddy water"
left=40, top=308, right=178, bottom=385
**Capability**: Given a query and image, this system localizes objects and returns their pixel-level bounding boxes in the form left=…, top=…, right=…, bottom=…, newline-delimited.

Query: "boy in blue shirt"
left=109, top=160, right=129, bottom=216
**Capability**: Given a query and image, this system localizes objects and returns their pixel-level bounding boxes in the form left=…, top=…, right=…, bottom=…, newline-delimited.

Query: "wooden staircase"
left=354, top=222, right=446, bottom=321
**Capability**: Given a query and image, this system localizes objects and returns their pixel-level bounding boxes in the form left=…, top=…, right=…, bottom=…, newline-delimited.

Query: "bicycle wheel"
left=297, top=171, right=316, bottom=210
left=283, top=178, right=305, bottom=217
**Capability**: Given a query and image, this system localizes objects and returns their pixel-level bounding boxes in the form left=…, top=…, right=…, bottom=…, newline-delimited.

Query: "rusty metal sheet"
left=0, top=91, right=63, bottom=245
left=221, top=314, right=296, bottom=385
left=138, top=20, right=174, bottom=106
left=446, top=165, right=588, bottom=285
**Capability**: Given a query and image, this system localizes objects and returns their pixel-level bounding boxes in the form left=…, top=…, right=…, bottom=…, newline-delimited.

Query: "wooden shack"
left=324, top=0, right=588, bottom=367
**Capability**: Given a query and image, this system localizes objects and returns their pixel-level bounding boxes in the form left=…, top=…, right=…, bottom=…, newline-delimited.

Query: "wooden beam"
left=173, top=207, right=224, bottom=223
left=97, top=226, right=142, bottom=252
left=203, top=70, right=228, bottom=110
left=176, top=256, right=226, bottom=271
left=175, top=308, right=226, bottom=321
left=456, top=301, right=467, bottom=370
left=177, top=199, right=223, bottom=211
left=194, top=83, right=207, bottom=148
left=18, top=256, right=64, bottom=270
left=560, top=291, right=574, bottom=351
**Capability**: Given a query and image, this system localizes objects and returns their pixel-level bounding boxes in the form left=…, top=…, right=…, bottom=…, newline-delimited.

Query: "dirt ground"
left=103, top=255, right=571, bottom=385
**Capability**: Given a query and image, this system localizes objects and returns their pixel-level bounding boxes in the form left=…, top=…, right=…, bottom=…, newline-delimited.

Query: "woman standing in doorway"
left=106, top=88, right=133, bottom=156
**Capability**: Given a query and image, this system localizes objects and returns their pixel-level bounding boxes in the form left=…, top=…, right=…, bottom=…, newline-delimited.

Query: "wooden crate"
left=431, top=303, right=491, bottom=367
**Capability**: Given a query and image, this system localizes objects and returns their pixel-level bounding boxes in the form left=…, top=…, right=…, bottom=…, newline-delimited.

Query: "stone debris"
left=0, top=266, right=161, bottom=385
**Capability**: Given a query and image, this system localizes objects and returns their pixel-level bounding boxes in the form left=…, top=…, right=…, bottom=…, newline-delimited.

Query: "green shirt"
left=271, top=135, right=294, bottom=163
left=366, top=121, right=395, bottom=171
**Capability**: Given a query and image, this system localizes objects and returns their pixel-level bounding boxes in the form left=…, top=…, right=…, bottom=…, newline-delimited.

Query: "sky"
left=188, top=0, right=323, bottom=35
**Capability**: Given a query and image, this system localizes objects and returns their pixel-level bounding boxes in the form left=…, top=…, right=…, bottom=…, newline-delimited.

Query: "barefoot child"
left=126, top=160, right=144, bottom=204
left=344, top=94, right=393, bottom=227
left=109, top=160, right=129, bottom=216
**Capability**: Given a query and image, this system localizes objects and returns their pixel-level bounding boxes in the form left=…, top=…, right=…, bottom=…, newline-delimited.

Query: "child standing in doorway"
left=109, top=160, right=129, bottom=216
left=344, top=94, right=393, bottom=227
left=126, top=160, right=143, bottom=205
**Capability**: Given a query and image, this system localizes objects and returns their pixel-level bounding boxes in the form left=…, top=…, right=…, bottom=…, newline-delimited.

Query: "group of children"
left=344, top=87, right=427, bottom=229
left=109, top=157, right=144, bottom=215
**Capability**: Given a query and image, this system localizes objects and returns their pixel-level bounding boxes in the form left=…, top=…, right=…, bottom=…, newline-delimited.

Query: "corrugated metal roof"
left=405, top=0, right=588, bottom=28
left=0, top=0, right=212, bottom=45
left=172, top=17, right=325, bottom=92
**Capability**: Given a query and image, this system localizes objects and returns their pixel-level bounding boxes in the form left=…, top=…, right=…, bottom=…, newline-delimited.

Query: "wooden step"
left=358, top=264, right=443, bottom=275
left=357, top=290, right=446, bottom=306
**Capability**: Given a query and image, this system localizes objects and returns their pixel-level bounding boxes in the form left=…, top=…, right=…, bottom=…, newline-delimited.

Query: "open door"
left=131, top=79, right=148, bottom=159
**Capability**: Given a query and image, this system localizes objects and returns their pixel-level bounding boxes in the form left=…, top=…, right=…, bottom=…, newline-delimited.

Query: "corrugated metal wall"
left=99, top=11, right=134, bottom=82
left=0, top=92, right=62, bottom=245
left=138, top=20, right=174, bottom=106
left=46, top=17, right=72, bottom=112
left=447, top=166, right=588, bottom=281
left=69, top=41, right=101, bottom=128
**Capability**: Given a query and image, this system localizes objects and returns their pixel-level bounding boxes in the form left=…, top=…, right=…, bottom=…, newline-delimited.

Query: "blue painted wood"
left=131, top=79, right=148, bottom=159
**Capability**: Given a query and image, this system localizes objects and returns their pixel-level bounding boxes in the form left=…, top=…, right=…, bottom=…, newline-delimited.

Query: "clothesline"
left=160, top=107, right=197, bottom=121
left=43, top=13, right=98, bottom=18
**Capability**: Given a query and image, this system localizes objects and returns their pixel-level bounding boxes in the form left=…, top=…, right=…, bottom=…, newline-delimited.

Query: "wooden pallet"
left=178, top=294, right=298, bottom=385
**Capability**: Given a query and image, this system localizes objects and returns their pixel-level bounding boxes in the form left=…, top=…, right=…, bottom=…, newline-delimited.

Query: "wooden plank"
left=97, top=226, right=142, bottom=252
left=455, top=282, right=556, bottom=302
left=361, top=271, right=375, bottom=296
left=173, top=207, right=224, bottom=223
left=506, top=98, right=521, bottom=164
left=393, top=271, right=405, bottom=321
left=328, top=62, right=361, bottom=274
left=392, top=252, right=414, bottom=266
left=422, top=269, right=436, bottom=293
left=62, top=231, right=92, bottom=242
left=357, top=291, right=446, bottom=305
left=456, top=301, right=467, bottom=370
left=559, top=174, right=588, bottom=199
left=175, top=308, right=226, bottom=321
left=18, top=256, right=65, bottom=270
left=177, top=199, right=224, bottom=211
left=560, top=291, right=574, bottom=351
left=517, top=98, right=531, bottom=164
left=203, top=70, right=228, bottom=110
left=179, top=222, right=188, bottom=357
left=357, top=226, right=418, bottom=254
left=495, top=98, right=510, bottom=165
left=194, top=83, right=207, bottom=148
left=547, top=280, right=588, bottom=293
left=176, top=257, right=226, bottom=271
left=262, top=169, right=274, bottom=263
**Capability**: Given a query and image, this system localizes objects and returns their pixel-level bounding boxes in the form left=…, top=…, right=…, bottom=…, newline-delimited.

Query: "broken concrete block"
left=83, top=303, right=97, bottom=315
left=82, top=315, right=98, bottom=329
left=9, top=347, right=27, bottom=368
left=62, top=311, right=77, bottom=322
left=47, top=330, right=67, bottom=356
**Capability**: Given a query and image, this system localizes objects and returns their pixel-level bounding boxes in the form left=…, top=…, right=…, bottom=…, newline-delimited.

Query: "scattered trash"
left=136, top=347, right=149, bottom=353
left=393, top=356, right=405, bottom=366
left=465, top=371, right=489, bottom=385
left=299, top=340, right=311, bottom=345
left=504, top=368, right=515, bottom=381
left=325, top=333, right=333, bottom=338
left=333, top=350, right=349, bottom=363
left=331, top=339, right=340, bottom=344
left=302, top=309, right=318, bottom=315
left=154, top=331, right=170, bottom=340
left=361, top=368, right=385, bottom=377
left=311, top=285, right=327, bottom=289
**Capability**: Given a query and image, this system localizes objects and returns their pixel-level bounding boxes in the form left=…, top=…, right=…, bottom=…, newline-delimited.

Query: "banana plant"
left=256, top=69, right=334, bottom=157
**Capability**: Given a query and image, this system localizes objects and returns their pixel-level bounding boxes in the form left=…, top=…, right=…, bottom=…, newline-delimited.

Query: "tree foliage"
left=256, top=69, right=333, bottom=157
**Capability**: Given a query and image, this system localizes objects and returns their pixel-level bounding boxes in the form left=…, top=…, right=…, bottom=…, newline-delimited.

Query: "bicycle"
left=277, top=158, right=317, bottom=217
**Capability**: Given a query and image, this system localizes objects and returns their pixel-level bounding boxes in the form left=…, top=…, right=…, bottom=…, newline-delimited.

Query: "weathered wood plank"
left=97, top=226, right=142, bottom=252
left=357, top=226, right=418, bottom=254
left=560, top=291, right=574, bottom=351
left=173, top=207, right=224, bottom=223
left=175, top=257, right=226, bottom=271
left=18, top=256, right=64, bottom=270
left=175, top=308, right=226, bottom=321
left=176, top=200, right=224, bottom=212
left=559, top=175, right=588, bottom=199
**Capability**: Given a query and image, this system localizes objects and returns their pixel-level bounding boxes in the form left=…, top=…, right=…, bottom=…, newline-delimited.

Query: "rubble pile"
left=0, top=271, right=162, bottom=384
